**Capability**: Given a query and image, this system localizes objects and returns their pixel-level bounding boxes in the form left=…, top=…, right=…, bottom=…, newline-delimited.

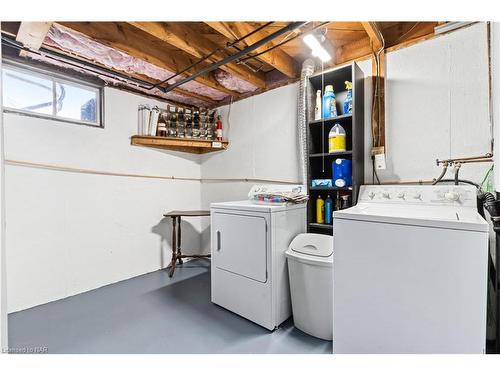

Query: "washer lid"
left=334, top=203, right=489, bottom=232
left=288, top=233, right=333, bottom=257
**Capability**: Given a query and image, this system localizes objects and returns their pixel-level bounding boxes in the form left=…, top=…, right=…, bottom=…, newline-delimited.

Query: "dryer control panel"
left=358, top=185, right=477, bottom=207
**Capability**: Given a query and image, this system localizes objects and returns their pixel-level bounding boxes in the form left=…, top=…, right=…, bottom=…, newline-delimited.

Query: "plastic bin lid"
left=288, top=233, right=333, bottom=258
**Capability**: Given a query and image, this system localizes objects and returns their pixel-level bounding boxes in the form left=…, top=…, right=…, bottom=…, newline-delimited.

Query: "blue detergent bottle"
left=332, top=158, right=352, bottom=187
left=325, top=195, right=333, bottom=224
left=322, top=85, right=337, bottom=119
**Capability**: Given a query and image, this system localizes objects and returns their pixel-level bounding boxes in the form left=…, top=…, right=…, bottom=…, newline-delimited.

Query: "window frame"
left=2, top=60, right=105, bottom=128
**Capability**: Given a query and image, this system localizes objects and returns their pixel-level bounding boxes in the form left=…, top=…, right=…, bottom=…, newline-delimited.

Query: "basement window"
left=2, top=63, right=103, bottom=127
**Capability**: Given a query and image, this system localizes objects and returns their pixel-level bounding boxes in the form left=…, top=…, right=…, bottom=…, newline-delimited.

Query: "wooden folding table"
left=163, top=210, right=211, bottom=277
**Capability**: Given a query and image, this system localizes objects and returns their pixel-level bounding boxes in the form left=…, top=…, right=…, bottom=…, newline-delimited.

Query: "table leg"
left=168, top=216, right=177, bottom=278
left=177, top=216, right=183, bottom=265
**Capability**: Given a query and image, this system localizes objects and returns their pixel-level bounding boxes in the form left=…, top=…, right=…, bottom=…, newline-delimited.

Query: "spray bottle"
left=314, top=90, right=322, bottom=121
left=343, top=81, right=353, bottom=114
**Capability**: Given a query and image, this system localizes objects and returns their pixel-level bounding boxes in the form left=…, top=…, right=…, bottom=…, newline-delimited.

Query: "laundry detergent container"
left=285, top=233, right=333, bottom=341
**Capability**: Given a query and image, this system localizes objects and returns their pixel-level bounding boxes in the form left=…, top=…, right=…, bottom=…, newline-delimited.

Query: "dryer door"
left=212, top=211, right=268, bottom=283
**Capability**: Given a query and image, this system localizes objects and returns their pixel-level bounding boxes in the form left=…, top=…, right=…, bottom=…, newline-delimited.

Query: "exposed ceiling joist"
left=205, top=21, right=300, bottom=78
left=361, top=22, right=384, bottom=50
left=381, top=22, right=438, bottom=48
left=16, top=22, right=52, bottom=50
left=127, top=22, right=266, bottom=89
left=336, top=36, right=373, bottom=64
left=57, top=22, right=241, bottom=98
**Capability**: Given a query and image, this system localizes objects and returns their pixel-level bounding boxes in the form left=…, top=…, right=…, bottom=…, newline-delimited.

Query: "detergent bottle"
left=322, top=85, right=337, bottom=119
left=316, top=195, right=325, bottom=224
left=343, top=81, right=353, bottom=114
left=332, top=158, right=353, bottom=187
left=324, top=195, right=333, bottom=224
left=328, top=123, right=346, bottom=153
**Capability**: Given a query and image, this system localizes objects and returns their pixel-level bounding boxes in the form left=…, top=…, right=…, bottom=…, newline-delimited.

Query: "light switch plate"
left=375, top=153, right=387, bottom=170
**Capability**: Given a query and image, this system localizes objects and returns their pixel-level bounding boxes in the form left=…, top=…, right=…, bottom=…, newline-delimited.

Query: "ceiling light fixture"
left=303, top=33, right=331, bottom=62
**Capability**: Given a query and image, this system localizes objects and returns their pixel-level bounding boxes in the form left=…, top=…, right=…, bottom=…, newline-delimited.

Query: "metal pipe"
left=453, top=158, right=494, bottom=164
left=436, top=153, right=493, bottom=165
left=432, top=163, right=449, bottom=185
left=152, top=22, right=275, bottom=90
left=454, top=163, right=462, bottom=185
left=162, top=22, right=307, bottom=94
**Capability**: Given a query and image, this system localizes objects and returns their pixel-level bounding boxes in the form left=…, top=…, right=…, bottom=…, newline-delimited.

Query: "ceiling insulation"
left=214, top=69, right=258, bottom=93
left=24, top=50, right=212, bottom=107
left=43, top=24, right=242, bottom=104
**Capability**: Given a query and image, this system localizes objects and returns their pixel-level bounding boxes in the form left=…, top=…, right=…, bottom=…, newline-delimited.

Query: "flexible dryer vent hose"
left=297, top=58, right=315, bottom=184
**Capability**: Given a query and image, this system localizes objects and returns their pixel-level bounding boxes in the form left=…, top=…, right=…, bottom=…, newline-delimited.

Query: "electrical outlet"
left=375, top=153, right=387, bottom=170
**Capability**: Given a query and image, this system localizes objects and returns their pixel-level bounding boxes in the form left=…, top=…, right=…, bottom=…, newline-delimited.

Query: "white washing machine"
left=333, top=185, right=489, bottom=353
left=210, top=200, right=306, bottom=330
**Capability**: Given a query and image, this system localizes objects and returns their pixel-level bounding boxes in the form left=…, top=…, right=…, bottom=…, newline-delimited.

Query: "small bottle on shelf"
left=168, top=105, right=177, bottom=137
left=185, top=108, right=192, bottom=138
left=176, top=107, right=185, bottom=138
left=335, top=192, right=342, bottom=211
left=341, top=195, right=350, bottom=209
left=343, top=81, right=353, bottom=114
left=192, top=109, right=200, bottom=138
left=314, top=90, right=322, bottom=121
left=316, top=195, right=325, bottom=224
left=216, top=115, right=223, bottom=141
left=325, top=195, right=333, bottom=224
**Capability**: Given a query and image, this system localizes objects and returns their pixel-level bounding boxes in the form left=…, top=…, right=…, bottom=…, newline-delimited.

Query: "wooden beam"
left=205, top=22, right=238, bottom=40
left=371, top=50, right=386, bottom=149
left=361, top=21, right=386, bottom=150
left=361, top=22, right=383, bottom=50
left=16, top=22, right=52, bottom=50
left=335, top=22, right=439, bottom=64
left=57, top=22, right=240, bottom=98
left=382, top=22, right=438, bottom=48
left=128, top=22, right=266, bottom=88
left=336, top=36, right=373, bottom=64
left=205, top=22, right=300, bottom=78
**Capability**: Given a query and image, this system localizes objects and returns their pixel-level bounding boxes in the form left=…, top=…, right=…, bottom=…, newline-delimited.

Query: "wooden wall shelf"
left=131, top=135, right=229, bottom=154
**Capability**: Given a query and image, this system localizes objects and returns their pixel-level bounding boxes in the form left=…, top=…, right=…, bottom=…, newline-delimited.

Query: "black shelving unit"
left=306, top=62, right=365, bottom=234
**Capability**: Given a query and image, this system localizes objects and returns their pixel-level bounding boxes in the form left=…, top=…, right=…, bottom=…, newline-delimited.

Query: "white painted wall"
left=0, top=41, right=8, bottom=349
left=4, top=87, right=203, bottom=312
left=367, top=22, right=492, bottom=185
left=199, top=83, right=301, bottom=251
left=493, top=22, right=500, bottom=191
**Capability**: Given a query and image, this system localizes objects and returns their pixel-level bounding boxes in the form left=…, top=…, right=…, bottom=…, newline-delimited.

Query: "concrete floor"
left=8, top=259, right=332, bottom=354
